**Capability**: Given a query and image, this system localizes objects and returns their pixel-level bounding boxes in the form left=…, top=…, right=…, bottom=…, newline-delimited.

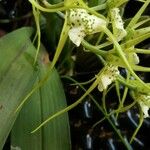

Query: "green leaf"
left=11, top=49, right=71, bottom=149
left=0, top=27, right=39, bottom=149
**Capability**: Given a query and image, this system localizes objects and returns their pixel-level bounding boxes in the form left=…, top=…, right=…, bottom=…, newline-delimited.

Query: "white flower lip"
left=68, top=9, right=106, bottom=46
left=110, top=8, right=127, bottom=41
left=98, top=64, right=119, bottom=92
left=139, top=101, right=149, bottom=118
left=68, top=26, right=85, bottom=47
left=137, top=94, right=150, bottom=118
left=98, top=75, right=113, bottom=92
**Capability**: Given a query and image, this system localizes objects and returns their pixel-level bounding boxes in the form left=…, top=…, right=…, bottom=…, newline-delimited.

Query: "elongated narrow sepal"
left=0, top=27, right=39, bottom=149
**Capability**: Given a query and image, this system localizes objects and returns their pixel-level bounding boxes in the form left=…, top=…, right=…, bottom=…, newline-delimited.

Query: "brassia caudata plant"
left=15, top=0, right=150, bottom=148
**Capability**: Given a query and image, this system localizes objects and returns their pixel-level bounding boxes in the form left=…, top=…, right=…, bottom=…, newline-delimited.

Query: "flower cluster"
left=68, top=9, right=106, bottom=46
left=98, top=64, right=120, bottom=92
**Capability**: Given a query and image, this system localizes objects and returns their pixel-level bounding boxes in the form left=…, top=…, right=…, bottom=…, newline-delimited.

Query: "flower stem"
left=82, top=40, right=107, bottom=57
left=117, top=76, right=136, bottom=90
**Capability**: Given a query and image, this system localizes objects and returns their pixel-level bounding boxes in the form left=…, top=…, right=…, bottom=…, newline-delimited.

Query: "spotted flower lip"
left=68, top=9, right=107, bottom=46
left=110, top=8, right=127, bottom=41
left=68, top=26, right=85, bottom=47
left=137, top=94, right=150, bottom=118
left=98, top=64, right=120, bottom=92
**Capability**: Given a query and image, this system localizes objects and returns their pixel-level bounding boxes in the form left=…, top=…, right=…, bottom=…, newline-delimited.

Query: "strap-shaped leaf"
left=11, top=49, right=71, bottom=149
left=0, top=27, right=39, bottom=149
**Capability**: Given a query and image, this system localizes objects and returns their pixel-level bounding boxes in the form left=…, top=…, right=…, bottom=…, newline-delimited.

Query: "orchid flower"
left=68, top=9, right=106, bottom=46
left=110, top=8, right=127, bottom=41
left=137, top=94, right=150, bottom=118
left=98, top=64, right=120, bottom=92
